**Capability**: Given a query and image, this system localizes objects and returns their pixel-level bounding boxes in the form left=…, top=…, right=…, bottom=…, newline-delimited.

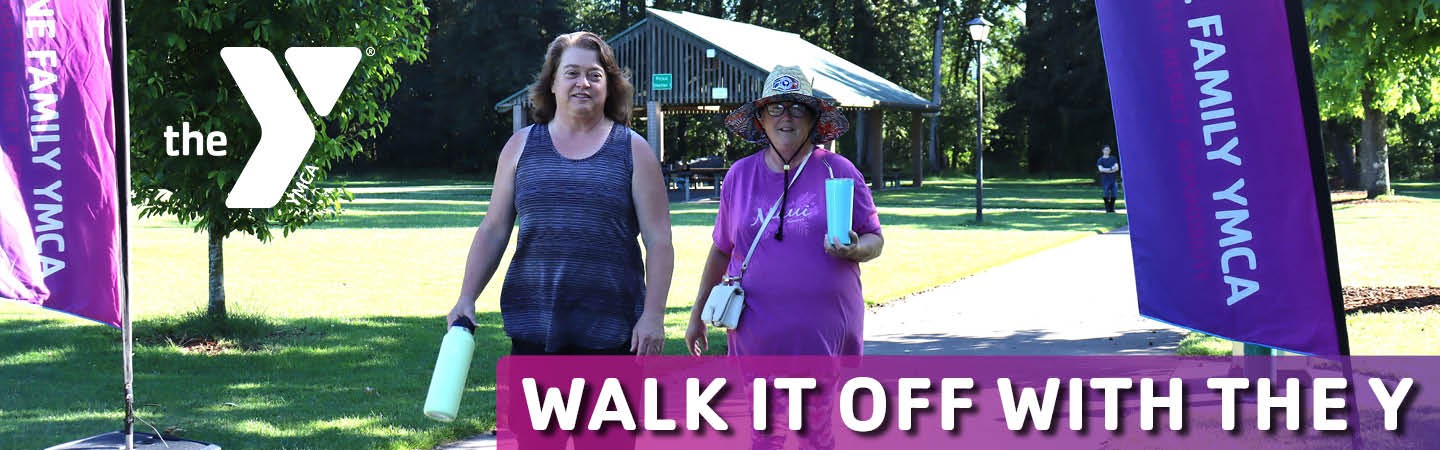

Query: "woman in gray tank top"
left=446, top=32, right=673, bottom=358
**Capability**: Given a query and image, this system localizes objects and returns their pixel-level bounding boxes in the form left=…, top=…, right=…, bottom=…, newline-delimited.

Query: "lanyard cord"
left=758, top=114, right=820, bottom=240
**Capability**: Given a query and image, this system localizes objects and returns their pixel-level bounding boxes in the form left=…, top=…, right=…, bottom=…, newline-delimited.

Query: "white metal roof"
left=647, top=9, right=933, bottom=110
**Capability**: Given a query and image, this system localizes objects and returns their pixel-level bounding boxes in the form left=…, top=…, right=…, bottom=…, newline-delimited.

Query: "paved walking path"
left=864, top=226, right=1184, bottom=356
left=435, top=225, right=1185, bottom=449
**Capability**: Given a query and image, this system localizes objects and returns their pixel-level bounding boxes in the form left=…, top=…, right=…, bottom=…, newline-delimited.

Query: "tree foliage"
left=999, top=0, right=1113, bottom=175
left=1391, top=113, right=1440, bottom=179
left=1308, top=0, right=1440, bottom=195
left=1309, top=0, right=1440, bottom=119
left=367, top=0, right=561, bottom=172
left=354, top=1, right=1440, bottom=187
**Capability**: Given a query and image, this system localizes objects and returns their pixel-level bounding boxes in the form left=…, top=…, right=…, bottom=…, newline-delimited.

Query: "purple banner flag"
left=1, top=0, right=122, bottom=327
left=1095, top=1, right=1343, bottom=354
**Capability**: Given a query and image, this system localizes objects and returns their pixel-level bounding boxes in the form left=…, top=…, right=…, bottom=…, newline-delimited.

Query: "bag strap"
left=731, top=150, right=814, bottom=280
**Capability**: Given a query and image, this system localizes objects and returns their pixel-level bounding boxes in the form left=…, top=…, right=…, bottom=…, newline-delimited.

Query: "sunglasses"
left=759, top=102, right=814, bottom=118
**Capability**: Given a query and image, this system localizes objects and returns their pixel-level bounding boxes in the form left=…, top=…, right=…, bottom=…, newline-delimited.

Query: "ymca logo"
left=219, top=47, right=361, bottom=208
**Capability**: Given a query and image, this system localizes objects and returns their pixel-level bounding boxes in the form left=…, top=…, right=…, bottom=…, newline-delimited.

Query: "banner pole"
left=1283, top=0, right=1363, bottom=447
left=1286, top=0, right=1349, bottom=359
left=108, top=0, right=135, bottom=448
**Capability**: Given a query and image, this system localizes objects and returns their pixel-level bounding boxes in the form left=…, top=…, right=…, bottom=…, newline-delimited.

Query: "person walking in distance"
left=1097, top=145, right=1120, bottom=213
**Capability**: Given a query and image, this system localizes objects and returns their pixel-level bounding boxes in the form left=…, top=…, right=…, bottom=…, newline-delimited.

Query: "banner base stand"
left=46, top=431, right=220, bottom=449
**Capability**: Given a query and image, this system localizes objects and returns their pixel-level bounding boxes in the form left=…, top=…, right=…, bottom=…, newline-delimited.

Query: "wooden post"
left=910, top=111, right=924, bottom=187
left=647, top=101, right=664, bottom=161
left=511, top=106, right=525, bottom=133
left=867, top=109, right=885, bottom=191
left=854, top=111, right=866, bottom=167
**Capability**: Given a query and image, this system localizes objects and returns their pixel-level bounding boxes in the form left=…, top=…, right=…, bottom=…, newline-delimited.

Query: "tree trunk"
left=1322, top=119, right=1360, bottom=189
left=911, top=112, right=924, bottom=187
left=1358, top=81, right=1391, bottom=198
left=677, top=116, right=688, bottom=161
left=848, top=0, right=876, bottom=67
left=929, top=9, right=943, bottom=172
left=1022, top=0, right=1048, bottom=175
left=1433, top=145, right=1440, bottom=179
left=207, top=222, right=226, bottom=321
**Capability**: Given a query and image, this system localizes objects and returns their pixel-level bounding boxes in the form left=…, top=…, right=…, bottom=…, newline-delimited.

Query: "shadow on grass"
left=0, top=307, right=727, bottom=449
left=306, top=199, right=490, bottom=230
left=1394, top=181, right=1440, bottom=200
left=876, top=179, right=1117, bottom=211
left=0, top=314, right=507, bottom=449
left=307, top=177, right=1129, bottom=232
left=323, top=177, right=493, bottom=189
left=310, top=212, right=485, bottom=230
left=1332, top=181, right=1440, bottom=204
left=878, top=209, right=1127, bottom=231
left=336, top=201, right=489, bottom=214
left=348, top=188, right=492, bottom=202
left=681, top=179, right=1130, bottom=231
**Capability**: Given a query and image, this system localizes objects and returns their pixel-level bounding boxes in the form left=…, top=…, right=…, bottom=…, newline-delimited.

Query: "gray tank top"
left=499, top=122, right=645, bottom=351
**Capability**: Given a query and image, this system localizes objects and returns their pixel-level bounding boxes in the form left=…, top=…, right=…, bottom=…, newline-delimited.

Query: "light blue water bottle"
left=423, top=316, right=476, bottom=422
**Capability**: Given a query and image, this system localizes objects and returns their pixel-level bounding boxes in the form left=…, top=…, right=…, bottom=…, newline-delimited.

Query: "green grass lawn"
left=1177, top=180, right=1440, bottom=356
left=0, top=176, right=1127, bottom=449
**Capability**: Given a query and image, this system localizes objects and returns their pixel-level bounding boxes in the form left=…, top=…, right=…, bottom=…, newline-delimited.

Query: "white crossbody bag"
left=700, top=153, right=826, bottom=329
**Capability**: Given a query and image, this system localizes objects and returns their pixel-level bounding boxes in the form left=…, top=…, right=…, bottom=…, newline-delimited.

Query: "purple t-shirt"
left=712, top=148, right=882, bottom=356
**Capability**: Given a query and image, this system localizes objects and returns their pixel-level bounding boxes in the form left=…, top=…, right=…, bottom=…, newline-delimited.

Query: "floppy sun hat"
left=724, top=65, right=849, bottom=146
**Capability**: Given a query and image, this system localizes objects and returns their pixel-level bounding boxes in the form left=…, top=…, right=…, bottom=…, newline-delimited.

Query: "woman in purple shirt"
left=686, top=64, right=884, bottom=450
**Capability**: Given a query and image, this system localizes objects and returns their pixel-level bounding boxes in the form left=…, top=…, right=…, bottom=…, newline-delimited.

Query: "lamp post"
left=967, top=17, right=992, bottom=224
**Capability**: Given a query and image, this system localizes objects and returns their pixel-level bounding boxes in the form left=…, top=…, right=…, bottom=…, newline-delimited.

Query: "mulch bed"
left=1330, top=189, right=1425, bottom=205
left=1344, top=286, right=1440, bottom=314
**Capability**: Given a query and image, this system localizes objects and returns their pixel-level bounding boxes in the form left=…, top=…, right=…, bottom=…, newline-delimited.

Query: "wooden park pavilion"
left=495, top=9, right=938, bottom=190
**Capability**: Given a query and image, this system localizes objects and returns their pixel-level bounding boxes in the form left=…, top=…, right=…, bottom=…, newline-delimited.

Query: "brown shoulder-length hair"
left=529, top=31, right=634, bottom=126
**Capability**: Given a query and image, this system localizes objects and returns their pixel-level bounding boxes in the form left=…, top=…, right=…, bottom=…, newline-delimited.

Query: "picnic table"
left=664, top=166, right=729, bottom=202
left=862, top=167, right=906, bottom=189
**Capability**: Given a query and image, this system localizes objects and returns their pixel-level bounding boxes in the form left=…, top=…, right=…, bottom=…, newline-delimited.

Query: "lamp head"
left=967, top=17, right=994, bottom=42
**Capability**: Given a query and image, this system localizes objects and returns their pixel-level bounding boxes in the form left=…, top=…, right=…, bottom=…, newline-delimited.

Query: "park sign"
left=1, top=0, right=124, bottom=328
left=652, top=73, right=673, bottom=91
left=1095, top=0, right=1347, bottom=355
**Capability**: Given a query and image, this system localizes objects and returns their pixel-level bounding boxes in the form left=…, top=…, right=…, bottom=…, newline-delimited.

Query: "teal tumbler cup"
left=825, top=178, right=854, bottom=245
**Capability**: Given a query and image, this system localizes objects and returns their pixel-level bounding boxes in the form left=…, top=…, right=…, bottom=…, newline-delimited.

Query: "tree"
left=1390, top=113, right=1440, bottom=179
left=1308, top=0, right=1440, bottom=197
left=127, top=0, right=429, bottom=320
left=1003, top=0, right=1114, bottom=175
left=940, top=1, right=1024, bottom=173
left=363, top=0, right=1029, bottom=181
left=571, top=0, right=643, bottom=38
left=370, top=1, right=562, bottom=174
left=1322, top=118, right=1360, bottom=189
